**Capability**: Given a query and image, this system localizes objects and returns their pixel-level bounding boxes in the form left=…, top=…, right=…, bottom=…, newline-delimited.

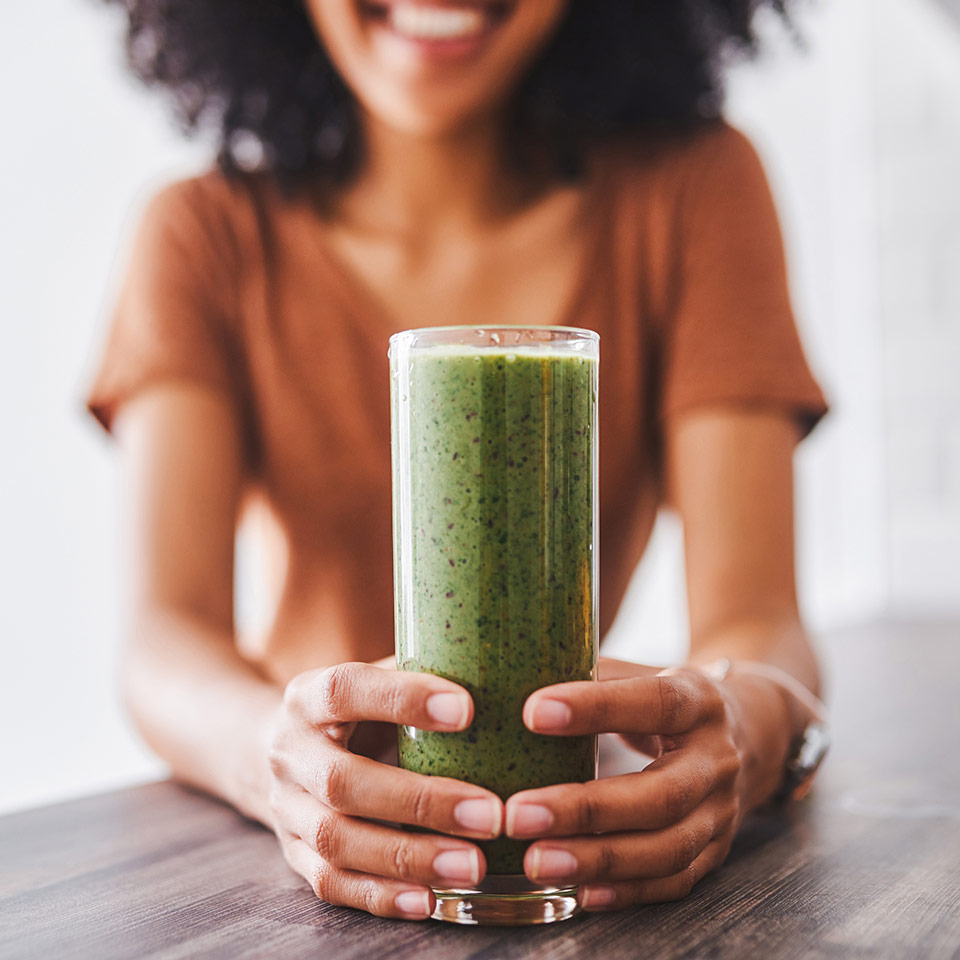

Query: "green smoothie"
left=392, top=340, right=598, bottom=875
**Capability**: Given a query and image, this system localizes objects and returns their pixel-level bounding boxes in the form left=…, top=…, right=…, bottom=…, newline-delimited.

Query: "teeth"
left=389, top=3, right=487, bottom=40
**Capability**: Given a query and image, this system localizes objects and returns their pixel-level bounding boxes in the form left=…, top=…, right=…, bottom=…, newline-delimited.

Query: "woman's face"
left=304, top=1, right=570, bottom=137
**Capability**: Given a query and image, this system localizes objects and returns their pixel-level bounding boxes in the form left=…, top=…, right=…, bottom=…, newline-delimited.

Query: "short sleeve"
left=86, top=177, right=243, bottom=433
left=659, top=124, right=827, bottom=437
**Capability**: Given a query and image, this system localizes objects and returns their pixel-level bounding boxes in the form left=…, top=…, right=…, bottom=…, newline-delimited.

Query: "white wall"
left=873, top=0, right=960, bottom=613
left=2, top=0, right=956, bottom=814
left=0, top=1, right=205, bottom=813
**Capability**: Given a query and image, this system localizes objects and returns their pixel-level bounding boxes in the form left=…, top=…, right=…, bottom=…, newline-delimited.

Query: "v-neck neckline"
left=303, top=151, right=613, bottom=337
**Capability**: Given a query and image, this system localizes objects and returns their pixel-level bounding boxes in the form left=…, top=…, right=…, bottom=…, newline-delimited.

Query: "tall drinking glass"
left=389, top=326, right=599, bottom=925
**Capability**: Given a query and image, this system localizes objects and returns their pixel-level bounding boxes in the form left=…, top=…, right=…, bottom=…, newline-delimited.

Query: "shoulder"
left=138, top=168, right=265, bottom=240
left=585, top=122, right=782, bottom=326
left=592, top=121, right=779, bottom=255
left=132, top=166, right=296, bottom=273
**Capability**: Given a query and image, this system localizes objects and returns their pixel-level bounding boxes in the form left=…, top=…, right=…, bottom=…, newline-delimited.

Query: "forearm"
left=122, top=607, right=282, bottom=826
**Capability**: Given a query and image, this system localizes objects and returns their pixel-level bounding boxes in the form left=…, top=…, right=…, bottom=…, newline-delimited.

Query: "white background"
left=2, top=0, right=958, bottom=814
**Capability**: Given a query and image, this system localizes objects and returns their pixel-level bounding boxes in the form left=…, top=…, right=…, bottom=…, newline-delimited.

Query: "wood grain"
left=2, top=621, right=959, bottom=959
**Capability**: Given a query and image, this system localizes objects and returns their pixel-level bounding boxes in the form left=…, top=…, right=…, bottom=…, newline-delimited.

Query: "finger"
left=283, top=838, right=435, bottom=920
left=285, top=661, right=474, bottom=730
left=280, top=785, right=487, bottom=887
left=523, top=670, right=721, bottom=736
left=506, top=752, right=721, bottom=837
left=523, top=806, right=717, bottom=885
left=274, top=742, right=503, bottom=838
left=576, top=838, right=727, bottom=911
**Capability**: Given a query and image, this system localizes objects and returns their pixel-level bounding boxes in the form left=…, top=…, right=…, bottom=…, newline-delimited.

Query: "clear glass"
left=389, top=326, right=599, bottom=925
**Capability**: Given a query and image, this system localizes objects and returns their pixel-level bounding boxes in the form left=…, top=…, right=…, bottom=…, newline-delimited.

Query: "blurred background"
left=1, top=0, right=958, bottom=814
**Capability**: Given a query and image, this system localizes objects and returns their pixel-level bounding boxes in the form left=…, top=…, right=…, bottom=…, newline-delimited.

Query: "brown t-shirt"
left=88, top=121, right=826, bottom=678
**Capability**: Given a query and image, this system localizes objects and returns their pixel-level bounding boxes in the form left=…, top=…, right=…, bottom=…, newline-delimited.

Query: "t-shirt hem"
left=660, top=388, right=829, bottom=441
left=87, top=371, right=240, bottom=436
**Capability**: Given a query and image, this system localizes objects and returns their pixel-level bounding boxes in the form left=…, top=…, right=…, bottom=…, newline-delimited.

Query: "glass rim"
left=389, top=325, right=599, bottom=349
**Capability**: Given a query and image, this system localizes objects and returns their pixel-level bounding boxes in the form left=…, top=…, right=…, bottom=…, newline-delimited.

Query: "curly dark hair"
left=105, top=0, right=793, bottom=188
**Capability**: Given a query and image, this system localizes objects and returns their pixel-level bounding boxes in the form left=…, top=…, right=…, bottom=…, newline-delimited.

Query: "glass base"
left=431, top=874, right=581, bottom=925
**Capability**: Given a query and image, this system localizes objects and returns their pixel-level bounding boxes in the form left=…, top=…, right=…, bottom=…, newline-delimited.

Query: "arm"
left=670, top=410, right=819, bottom=694
left=668, top=409, right=822, bottom=813
left=116, top=385, right=504, bottom=919
left=502, top=408, right=826, bottom=909
left=116, top=385, right=279, bottom=824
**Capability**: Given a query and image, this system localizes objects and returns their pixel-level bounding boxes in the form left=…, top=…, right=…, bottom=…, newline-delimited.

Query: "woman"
left=89, top=0, right=829, bottom=920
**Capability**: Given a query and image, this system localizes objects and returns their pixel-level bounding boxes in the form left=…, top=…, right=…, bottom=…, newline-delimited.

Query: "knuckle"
left=575, top=785, right=601, bottom=832
left=661, top=775, right=695, bottom=823
left=407, top=779, right=434, bottom=826
left=670, top=825, right=703, bottom=874
left=596, top=841, right=618, bottom=878
left=281, top=677, right=299, bottom=711
left=392, top=837, right=419, bottom=880
left=267, top=746, right=287, bottom=779
left=656, top=675, right=688, bottom=729
left=386, top=678, right=411, bottom=723
left=590, top=689, right=612, bottom=730
left=314, top=812, right=339, bottom=862
left=311, top=862, right=336, bottom=904
left=621, top=881, right=647, bottom=906
left=715, top=740, right=743, bottom=785
left=701, top=683, right=726, bottom=722
left=629, top=880, right=661, bottom=906
left=283, top=672, right=310, bottom=713
left=317, top=663, right=352, bottom=718
left=315, top=756, right=348, bottom=811
left=356, top=878, right=384, bottom=916
left=680, top=862, right=698, bottom=897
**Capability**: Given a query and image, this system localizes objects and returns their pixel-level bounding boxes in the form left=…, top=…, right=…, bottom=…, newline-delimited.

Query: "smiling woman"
left=108, top=0, right=793, bottom=184
left=90, top=0, right=829, bottom=927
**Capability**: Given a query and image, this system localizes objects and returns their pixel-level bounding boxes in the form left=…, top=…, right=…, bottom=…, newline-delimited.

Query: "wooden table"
left=2, top=621, right=959, bottom=959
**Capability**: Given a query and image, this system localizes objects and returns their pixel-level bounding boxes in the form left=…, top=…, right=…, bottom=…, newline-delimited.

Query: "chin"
left=360, top=90, right=507, bottom=140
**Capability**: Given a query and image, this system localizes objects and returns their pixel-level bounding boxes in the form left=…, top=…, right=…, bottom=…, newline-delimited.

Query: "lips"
left=361, top=1, right=512, bottom=45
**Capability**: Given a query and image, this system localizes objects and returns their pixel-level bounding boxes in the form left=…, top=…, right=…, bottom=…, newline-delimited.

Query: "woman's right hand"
left=267, top=661, right=503, bottom=919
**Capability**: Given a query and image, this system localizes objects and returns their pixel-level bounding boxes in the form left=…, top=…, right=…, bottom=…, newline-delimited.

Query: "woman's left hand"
left=504, top=657, right=793, bottom=911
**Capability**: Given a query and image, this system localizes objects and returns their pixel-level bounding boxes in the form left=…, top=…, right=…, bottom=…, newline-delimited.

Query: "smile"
left=361, top=1, right=512, bottom=46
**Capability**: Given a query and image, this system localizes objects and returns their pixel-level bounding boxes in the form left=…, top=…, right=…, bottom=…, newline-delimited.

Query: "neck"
left=334, top=111, right=533, bottom=237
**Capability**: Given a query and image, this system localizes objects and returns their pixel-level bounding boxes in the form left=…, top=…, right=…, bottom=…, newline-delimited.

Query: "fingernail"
left=426, top=692, right=469, bottom=728
left=530, top=699, right=572, bottom=731
left=507, top=803, right=554, bottom=838
left=531, top=847, right=578, bottom=880
left=395, top=890, right=432, bottom=918
left=433, top=848, right=480, bottom=885
left=453, top=797, right=502, bottom=835
left=580, top=885, right=616, bottom=909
